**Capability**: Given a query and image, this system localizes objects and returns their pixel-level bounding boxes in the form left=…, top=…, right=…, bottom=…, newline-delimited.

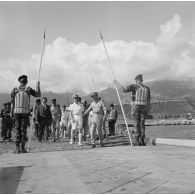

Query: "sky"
left=1, top=1, right=195, bottom=94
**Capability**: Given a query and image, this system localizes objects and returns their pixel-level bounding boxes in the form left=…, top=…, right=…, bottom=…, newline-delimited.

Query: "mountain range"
left=1, top=78, right=195, bottom=108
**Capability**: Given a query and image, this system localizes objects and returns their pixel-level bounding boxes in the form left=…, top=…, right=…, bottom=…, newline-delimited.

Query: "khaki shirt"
left=90, top=100, right=106, bottom=115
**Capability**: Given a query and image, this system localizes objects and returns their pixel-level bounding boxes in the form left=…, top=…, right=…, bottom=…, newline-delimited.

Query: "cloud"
left=156, top=14, right=183, bottom=44
left=1, top=14, right=195, bottom=94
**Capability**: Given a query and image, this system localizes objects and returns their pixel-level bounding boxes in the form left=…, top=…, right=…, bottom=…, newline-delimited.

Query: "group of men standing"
left=1, top=72, right=151, bottom=153
left=33, top=97, right=62, bottom=143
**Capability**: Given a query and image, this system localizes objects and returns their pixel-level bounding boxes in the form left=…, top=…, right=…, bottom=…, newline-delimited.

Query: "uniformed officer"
left=83, top=92, right=107, bottom=148
left=69, top=94, right=84, bottom=146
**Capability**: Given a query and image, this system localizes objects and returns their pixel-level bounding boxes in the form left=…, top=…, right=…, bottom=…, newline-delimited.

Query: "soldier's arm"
left=10, top=88, right=16, bottom=116
left=113, top=80, right=135, bottom=93
left=113, top=79, right=126, bottom=91
left=28, top=82, right=41, bottom=97
left=146, top=87, right=151, bottom=114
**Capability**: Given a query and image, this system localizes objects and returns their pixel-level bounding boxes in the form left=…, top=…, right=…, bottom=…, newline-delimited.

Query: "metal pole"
left=99, top=31, right=132, bottom=146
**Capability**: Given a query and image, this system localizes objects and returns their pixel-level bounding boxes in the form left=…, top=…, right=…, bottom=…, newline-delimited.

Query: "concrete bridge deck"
left=0, top=144, right=195, bottom=194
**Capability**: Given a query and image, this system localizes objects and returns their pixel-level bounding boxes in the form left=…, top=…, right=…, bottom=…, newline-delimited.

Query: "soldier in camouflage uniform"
left=114, top=74, right=151, bottom=146
left=11, top=75, right=41, bottom=153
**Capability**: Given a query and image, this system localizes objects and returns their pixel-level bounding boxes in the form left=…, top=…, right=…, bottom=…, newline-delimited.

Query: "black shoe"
left=21, top=143, right=28, bottom=153
left=21, top=148, right=27, bottom=153
left=140, top=142, right=146, bottom=146
left=100, top=144, right=104, bottom=147
left=92, top=144, right=96, bottom=148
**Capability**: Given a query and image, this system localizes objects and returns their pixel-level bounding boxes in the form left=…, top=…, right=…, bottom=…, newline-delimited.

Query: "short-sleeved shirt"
left=89, top=100, right=106, bottom=115
left=69, top=102, right=84, bottom=115
left=61, top=110, right=69, bottom=121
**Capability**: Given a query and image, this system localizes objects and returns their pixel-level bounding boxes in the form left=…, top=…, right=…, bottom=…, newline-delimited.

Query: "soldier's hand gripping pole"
left=27, top=30, right=46, bottom=152
left=99, top=31, right=132, bottom=146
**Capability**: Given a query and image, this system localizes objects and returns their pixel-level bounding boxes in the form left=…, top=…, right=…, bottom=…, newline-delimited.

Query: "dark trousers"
left=14, top=114, right=29, bottom=145
left=133, top=105, right=147, bottom=142
left=6, top=118, right=13, bottom=139
left=1, top=119, right=7, bottom=139
left=83, top=116, right=89, bottom=139
left=38, top=119, right=50, bottom=141
left=108, top=119, right=116, bottom=135
left=34, top=123, right=39, bottom=139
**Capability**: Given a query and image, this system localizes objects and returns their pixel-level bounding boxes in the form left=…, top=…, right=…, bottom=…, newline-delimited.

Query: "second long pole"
left=99, top=31, right=132, bottom=146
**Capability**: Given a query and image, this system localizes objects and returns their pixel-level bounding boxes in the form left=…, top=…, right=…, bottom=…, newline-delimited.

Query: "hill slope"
left=1, top=79, right=195, bottom=108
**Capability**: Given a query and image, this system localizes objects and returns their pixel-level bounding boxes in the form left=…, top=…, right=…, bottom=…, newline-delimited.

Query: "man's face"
left=52, top=101, right=56, bottom=106
left=136, top=79, right=142, bottom=84
left=19, top=80, right=28, bottom=86
left=74, top=98, right=79, bottom=104
left=37, top=101, right=41, bottom=105
left=92, top=95, right=98, bottom=101
left=62, top=106, right=66, bottom=111
left=42, top=98, right=47, bottom=104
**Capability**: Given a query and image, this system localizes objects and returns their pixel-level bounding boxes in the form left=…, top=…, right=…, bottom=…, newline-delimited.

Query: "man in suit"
left=37, top=97, right=52, bottom=142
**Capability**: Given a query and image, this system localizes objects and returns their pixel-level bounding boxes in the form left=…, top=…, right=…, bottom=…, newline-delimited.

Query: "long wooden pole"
left=27, top=30, right=46, bottom=151
left=99, top=31, right=132, bottom=146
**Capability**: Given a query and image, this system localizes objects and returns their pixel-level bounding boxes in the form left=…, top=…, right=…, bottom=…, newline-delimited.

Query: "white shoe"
left=78, top=143, right=83, bottom=146
left=70, top=141, right=73, bottom=145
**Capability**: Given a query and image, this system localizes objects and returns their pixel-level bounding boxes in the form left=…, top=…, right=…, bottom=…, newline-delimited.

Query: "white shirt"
left=61, top=109, right=69, bottom=120
left=69, top=102, right=84, bottom=115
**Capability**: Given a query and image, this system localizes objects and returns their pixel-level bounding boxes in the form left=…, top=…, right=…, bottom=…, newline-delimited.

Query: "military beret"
left=51, top=99, right=56, bottom=102
left=72, top=94, right=79, bottom=99
left=18, top=75, right=28, bottom=82
left=135, top=74, right=143, bottom=81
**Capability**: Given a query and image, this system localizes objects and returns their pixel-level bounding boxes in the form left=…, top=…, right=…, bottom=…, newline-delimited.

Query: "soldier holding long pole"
left=113, top=74, right=151, bottom=146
